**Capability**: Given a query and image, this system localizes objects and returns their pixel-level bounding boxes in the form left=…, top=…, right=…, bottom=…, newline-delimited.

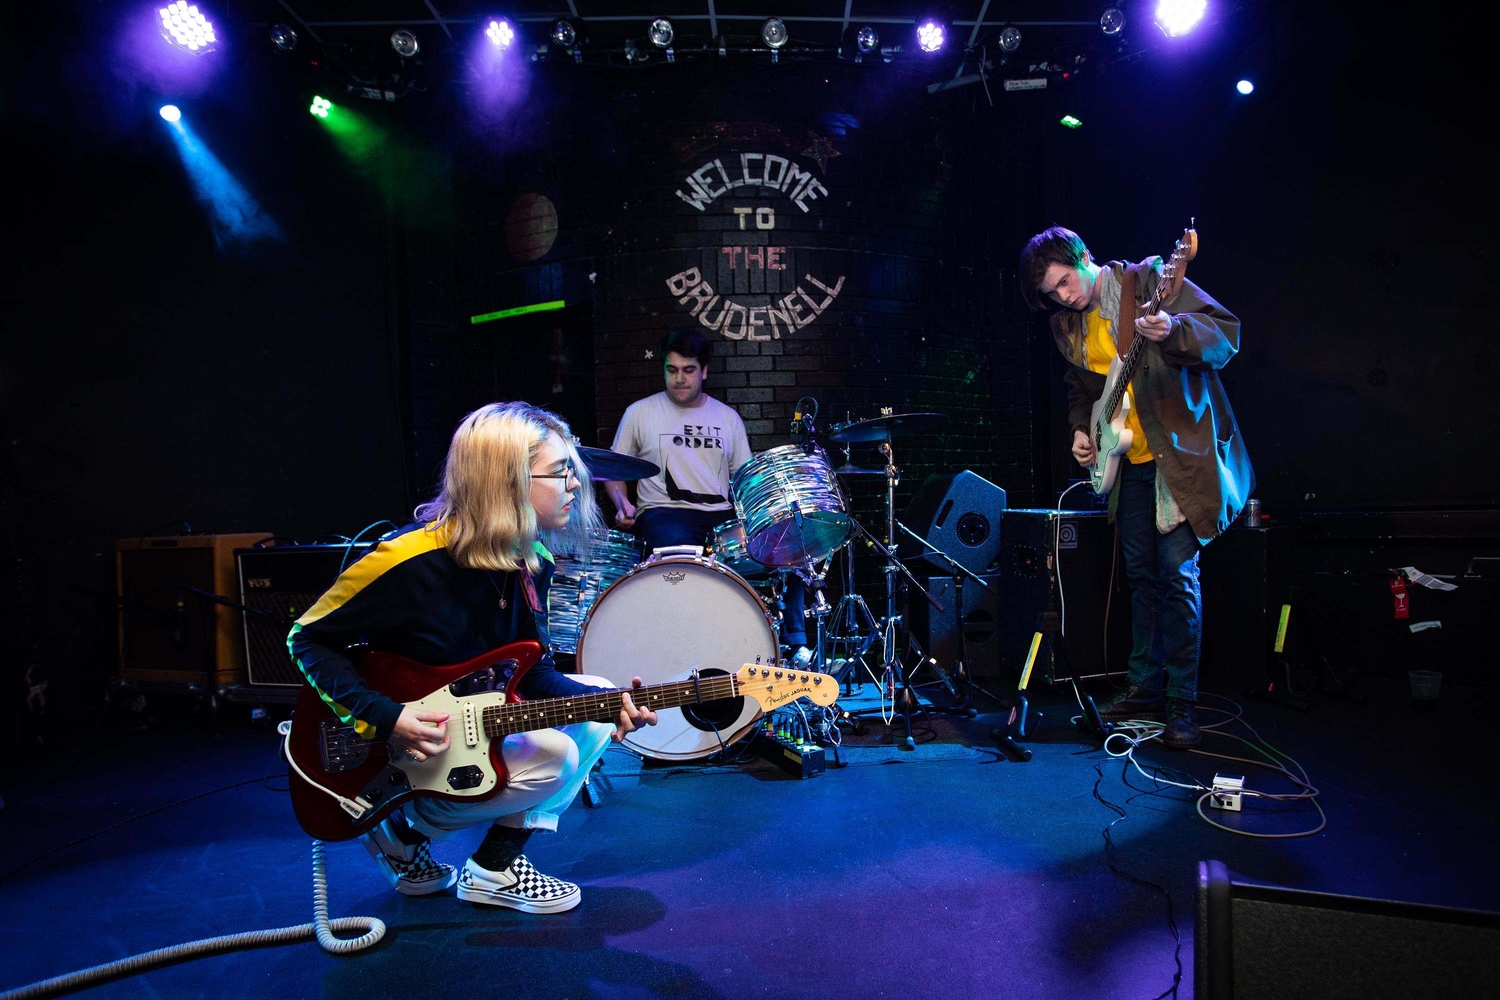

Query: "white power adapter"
left=1210, top=773, right=1245, bottom=811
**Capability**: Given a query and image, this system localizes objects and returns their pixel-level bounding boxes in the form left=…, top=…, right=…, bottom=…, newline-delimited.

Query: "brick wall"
left=413, top=62, right=1050, bottom=535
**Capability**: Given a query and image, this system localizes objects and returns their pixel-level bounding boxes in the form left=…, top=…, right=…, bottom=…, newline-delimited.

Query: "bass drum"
left=574, top=553, right=779, bottom=761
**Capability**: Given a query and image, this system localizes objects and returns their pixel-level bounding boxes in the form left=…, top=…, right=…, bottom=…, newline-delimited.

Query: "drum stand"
left=847, top=438, right=975, bottom=750
left=825, top=542, right=880, bottom=696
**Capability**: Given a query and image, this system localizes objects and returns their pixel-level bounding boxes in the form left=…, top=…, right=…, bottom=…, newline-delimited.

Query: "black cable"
left=1090, top=758, right=1183, bottom=1000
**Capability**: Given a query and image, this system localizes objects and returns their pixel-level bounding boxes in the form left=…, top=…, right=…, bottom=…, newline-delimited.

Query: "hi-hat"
left=828, top=412, right=950, bottom=444
left=577, top=446, right=659, bottom=482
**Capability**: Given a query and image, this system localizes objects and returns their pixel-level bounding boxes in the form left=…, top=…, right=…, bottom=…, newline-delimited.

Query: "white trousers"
left=407, top=674, right=615, bottom=838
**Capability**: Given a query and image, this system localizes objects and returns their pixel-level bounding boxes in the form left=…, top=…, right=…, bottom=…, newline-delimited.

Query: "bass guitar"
left=1087, top=223, right=1199, bottom=496
left=284, top=641, right=836, bottom=841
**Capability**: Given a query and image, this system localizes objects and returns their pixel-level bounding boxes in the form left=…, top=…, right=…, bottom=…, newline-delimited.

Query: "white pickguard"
left=1088, top=354, right=1135, bottom=496
left=385, top=687, right=508, bottom=799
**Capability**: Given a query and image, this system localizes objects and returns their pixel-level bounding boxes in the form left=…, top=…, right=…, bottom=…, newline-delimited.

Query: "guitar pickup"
left=463, top=701, right=479, bottom=747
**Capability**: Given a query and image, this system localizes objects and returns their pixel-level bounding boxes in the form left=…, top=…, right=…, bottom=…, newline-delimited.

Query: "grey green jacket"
left=1049, top=257, right=1255, bottom=543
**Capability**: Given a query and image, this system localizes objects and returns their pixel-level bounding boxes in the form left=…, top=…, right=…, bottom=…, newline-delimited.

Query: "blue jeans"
left=1116, top=461, right=1202, bottom=702
left=634, top=506, right=808, bottom=646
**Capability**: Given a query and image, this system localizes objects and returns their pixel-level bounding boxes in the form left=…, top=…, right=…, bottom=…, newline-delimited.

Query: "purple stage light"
left=1154, top=0, right=1207, bottom=37
left=917, top=20, right=945, bottom=53
left=486, top=18, right=514, bottom=49
left=158, top=1, right=217, bottom=53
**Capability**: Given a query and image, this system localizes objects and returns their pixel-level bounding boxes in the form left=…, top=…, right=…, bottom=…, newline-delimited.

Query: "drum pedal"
left=751, top=729, right=827, bottom=779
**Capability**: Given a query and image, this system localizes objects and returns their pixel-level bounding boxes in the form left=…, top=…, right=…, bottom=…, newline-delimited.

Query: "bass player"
left=1019, top=226, right=1254, bottom=748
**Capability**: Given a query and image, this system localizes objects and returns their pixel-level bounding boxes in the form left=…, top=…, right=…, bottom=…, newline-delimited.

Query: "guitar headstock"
left=735, top=664, right=839, bottom=711
left=1156, top=221, right=1199, bottom=308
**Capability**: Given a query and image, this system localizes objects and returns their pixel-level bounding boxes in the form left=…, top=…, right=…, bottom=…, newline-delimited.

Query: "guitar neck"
left=480, top=673, right=741, bottom=739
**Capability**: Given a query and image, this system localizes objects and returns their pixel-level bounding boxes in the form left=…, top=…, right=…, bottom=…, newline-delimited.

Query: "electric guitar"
left=284, top=641, right=837, bottom=841
left=1086, top=223, right=1199, bottom=496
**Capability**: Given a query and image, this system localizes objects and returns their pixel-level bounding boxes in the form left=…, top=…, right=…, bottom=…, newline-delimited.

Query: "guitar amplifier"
left=117, top=533, right=271, bottom=689
left=236, top=543, right=374, bottom=687
left=996, top=510, right=1131, bottom=683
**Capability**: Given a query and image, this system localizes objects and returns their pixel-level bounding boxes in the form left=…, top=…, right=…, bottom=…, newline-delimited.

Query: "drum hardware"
left=834, top=410, right=974, bottom=749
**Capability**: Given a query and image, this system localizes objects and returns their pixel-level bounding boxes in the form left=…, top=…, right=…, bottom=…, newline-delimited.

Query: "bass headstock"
left=1156, top=220, right=1199, bottom=308
left=735, top=664, right=839, bottom=711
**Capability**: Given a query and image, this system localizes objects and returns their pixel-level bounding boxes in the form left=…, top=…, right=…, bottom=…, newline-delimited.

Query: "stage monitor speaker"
left=1196, top=860, right=1500, bottom=1000
left=904, top=471, right=1007, bottom=575
left=908, top=574, right=1004, bottom=681
left=995, top=510, right=1130, bottom=683
left=237, top=543, right=375, bottom=687
left=117, top=533, right=270, bottom=689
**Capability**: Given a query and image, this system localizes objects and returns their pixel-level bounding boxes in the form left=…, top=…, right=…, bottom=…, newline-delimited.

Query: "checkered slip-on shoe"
left=456, top=855, right=581, bottom=913
left=361, top=832, right=458, bottom=897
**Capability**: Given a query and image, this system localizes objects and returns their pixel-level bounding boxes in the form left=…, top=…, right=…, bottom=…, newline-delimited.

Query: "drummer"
left=603, top=329, right=810, bottom=656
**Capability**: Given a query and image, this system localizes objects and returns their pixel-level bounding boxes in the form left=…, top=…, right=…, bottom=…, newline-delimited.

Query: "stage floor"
left=2, top=674, right=1496, bottom=1000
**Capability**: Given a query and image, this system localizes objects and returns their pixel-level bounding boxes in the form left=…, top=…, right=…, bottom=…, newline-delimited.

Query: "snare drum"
left=710, top=518, right=768, bottom=578
left=547, top=530, right=642, bottom=654
left=575, top=553, right=779, bottom=761
left=731, top=445, right=851, bottom=567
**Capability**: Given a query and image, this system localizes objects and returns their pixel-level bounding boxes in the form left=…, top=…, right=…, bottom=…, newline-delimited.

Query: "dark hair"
left=1018, top=226, right=1090, bottom=312
left=659, top=329, right=711, bottom=368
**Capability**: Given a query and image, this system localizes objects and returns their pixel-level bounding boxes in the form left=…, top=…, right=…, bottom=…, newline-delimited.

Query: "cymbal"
left=832, top=464, right=888, bottom=477
left=577, top=446, right=660, bottom=482
left=827, top=412, right=950, bottom=444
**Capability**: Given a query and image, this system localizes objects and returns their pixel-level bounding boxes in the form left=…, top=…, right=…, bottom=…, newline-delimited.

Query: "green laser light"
left=1060, top=115, right=1083, bottom=128
left=470, top=300, right=567, bottom=325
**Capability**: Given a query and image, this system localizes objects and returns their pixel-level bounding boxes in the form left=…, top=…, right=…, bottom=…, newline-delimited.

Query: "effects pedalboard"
left=750, top=723, right=827, bottom=778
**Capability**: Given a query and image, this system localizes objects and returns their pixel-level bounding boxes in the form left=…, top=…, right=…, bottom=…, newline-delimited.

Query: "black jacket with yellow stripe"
left=286, top=521, right=594, bottom=739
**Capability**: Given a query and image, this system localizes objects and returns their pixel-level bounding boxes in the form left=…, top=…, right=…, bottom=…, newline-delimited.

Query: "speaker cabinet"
left=1200, top=524, right=1293, bottom=695
left=116, top=533, right=270, bottom=689
left=1197, top=860, right=1500, bottom=1000
left=237, top=543, right=375, bottom=687
left=909, top=574, right=1004, bottom=680
left=904, top=471, right=1007, bottom=575
left=996, top=510, right=1130, bottom=683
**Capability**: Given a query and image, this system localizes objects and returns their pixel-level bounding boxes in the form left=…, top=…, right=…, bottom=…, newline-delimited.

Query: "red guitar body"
left=286, top=641, right=542, bottom=841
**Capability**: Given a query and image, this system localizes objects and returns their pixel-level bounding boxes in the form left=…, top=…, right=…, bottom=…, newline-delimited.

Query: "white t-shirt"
left=611, top=392, right=753, bottom=512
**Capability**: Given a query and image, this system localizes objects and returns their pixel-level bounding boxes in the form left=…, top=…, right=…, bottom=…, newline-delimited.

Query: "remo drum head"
left=574, top=554, right=779, bottom=761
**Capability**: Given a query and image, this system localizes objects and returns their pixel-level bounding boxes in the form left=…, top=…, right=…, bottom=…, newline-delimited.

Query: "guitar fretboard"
left=480, top=673, right=741, bottom=738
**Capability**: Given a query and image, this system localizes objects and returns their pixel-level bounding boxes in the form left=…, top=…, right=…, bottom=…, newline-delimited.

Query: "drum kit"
left=554, top=409, right=965, bottom=762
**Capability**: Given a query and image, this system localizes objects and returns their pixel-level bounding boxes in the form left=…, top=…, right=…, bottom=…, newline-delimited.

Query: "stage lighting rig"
left=552, top=19, right=576, bottom=48
left=390, top=28, right=419, bottom=58
left=486, top=18, right=515, bottom=49
left=916, top=19, right=947, bottom=54
left=857, top=25, right=879, bottom=54
left=159, top=1, right=216, bottom=54
left=269, top=23, right=298, bottom=53
left=1100, top=7, right=1126, bottom=36
left=648, top=18, right=675, bottom=63
left=762, top=18, right=789, bottom=63
left=159, top=104, right=182, bottom=122
left=1155, top=0, right=1207, bottom=37
left=1236, top=79, right=1253, bottom=95
left=309, top=95, right=331, bottom=118
left=998, top=25, right=1022, bottom=54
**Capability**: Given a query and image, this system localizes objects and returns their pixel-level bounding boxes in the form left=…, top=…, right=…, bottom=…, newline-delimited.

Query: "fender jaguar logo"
left=661, top=571, right=687, bottom=585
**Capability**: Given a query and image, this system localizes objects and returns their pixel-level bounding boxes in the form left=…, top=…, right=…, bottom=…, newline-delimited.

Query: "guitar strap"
left=1116, top=262, right=1141, bottom=355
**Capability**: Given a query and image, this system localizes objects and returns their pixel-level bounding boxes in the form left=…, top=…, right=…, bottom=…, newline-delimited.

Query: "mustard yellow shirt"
left=1083, top=306, right=1152, bottom=465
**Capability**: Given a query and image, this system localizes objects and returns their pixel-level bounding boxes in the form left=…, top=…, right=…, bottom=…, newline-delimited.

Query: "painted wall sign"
left=675, top=153, right=830, bottom=213
left=666, top=266, right=845, bottom=342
